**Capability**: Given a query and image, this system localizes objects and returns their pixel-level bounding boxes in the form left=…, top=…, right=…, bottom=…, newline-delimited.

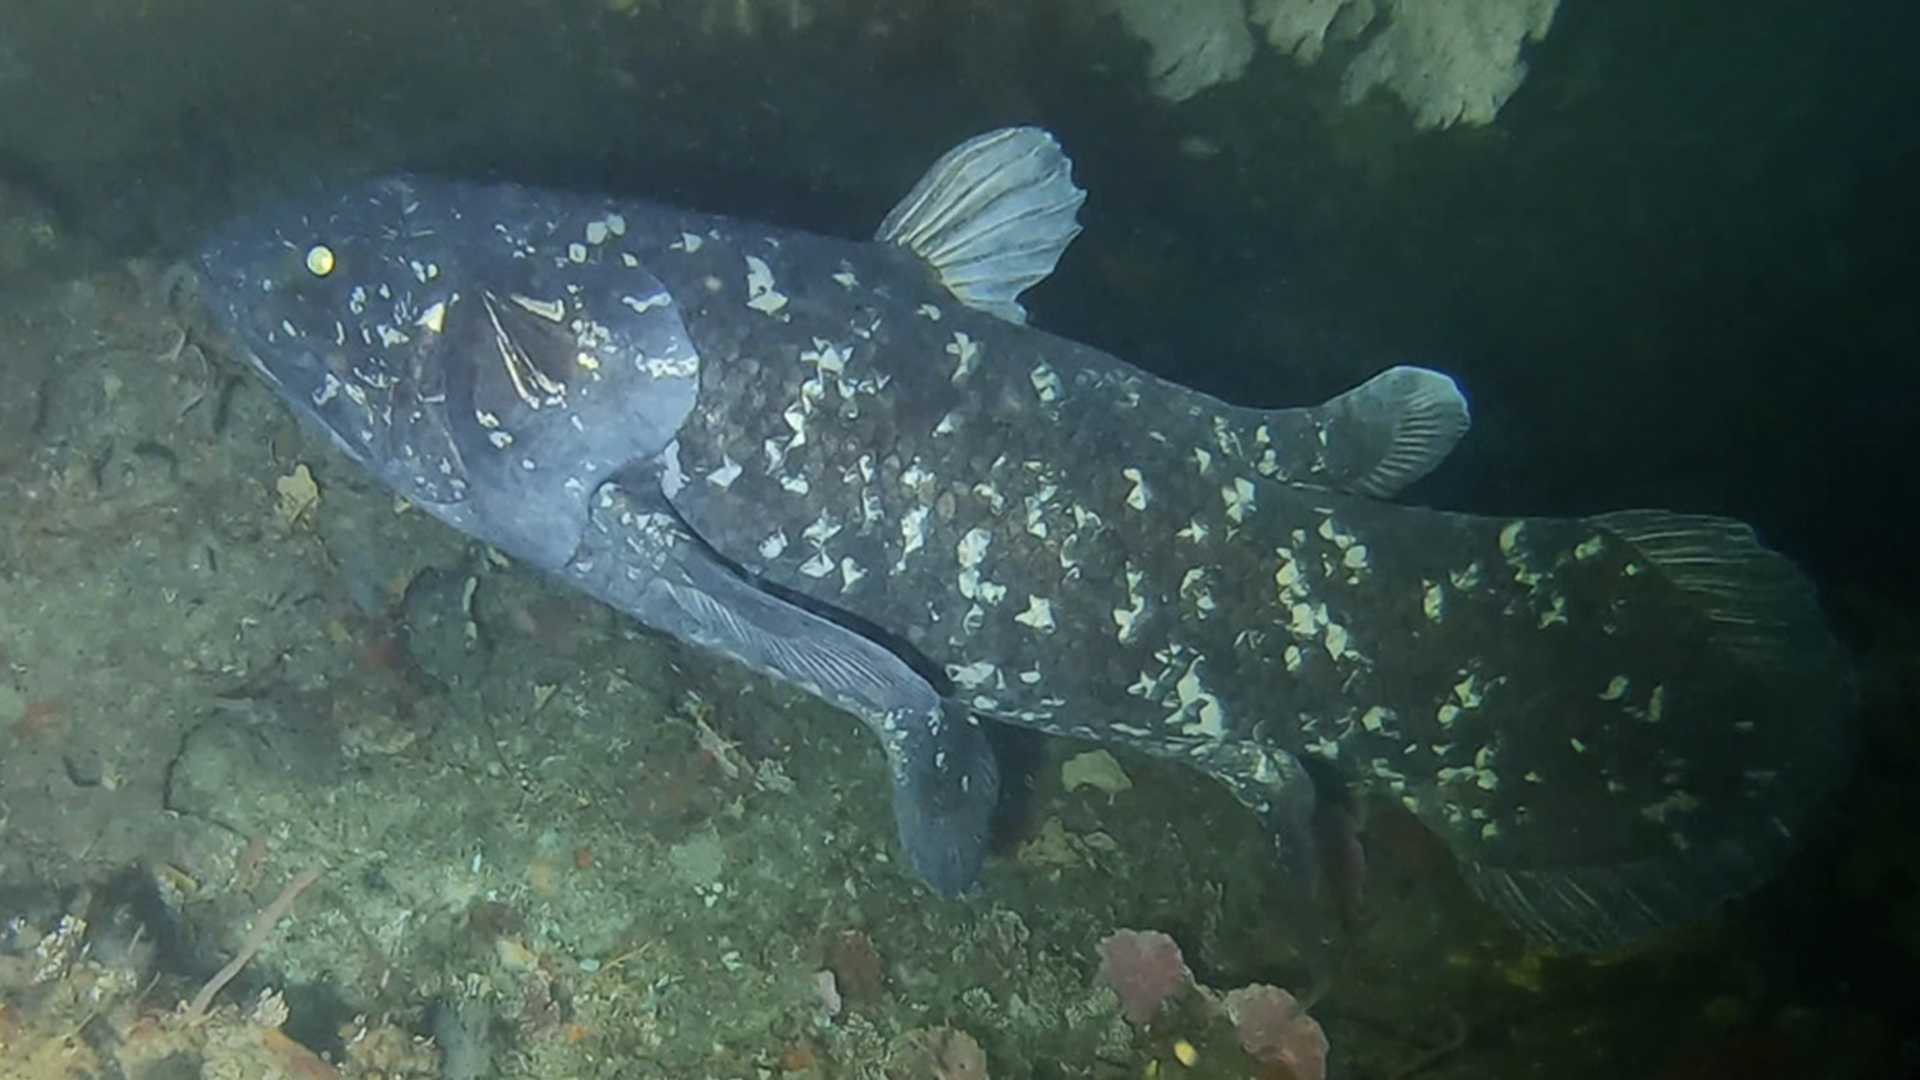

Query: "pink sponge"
left=1094, top=929, right=1193, bottom=1026
left=1224, top=984, right=1328, bottom=1080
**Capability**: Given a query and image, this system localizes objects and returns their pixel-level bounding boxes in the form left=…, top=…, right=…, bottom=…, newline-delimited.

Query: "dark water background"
left=3, top=0, right=1913, bottom=601
left=1, top=0, right=1916, bottom=1073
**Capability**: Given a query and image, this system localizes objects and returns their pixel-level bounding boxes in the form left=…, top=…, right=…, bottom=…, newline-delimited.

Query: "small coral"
left=826, top=928, right=885, bottom=1009
left=1093, top=929, right=1192, bottom=1026
left=1223, top=984, right=1328, bottom=1080
left=888, top=1025, right=989, bottom=1080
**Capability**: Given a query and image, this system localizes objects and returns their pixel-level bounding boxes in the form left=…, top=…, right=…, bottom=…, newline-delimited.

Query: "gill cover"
left=197, top=176, right=700, bottom=569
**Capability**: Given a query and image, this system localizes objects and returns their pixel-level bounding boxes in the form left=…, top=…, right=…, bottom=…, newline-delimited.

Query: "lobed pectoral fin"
left=884, top=696, right=1002, bottom=895
left=566, top=477, right=1001, bottom=895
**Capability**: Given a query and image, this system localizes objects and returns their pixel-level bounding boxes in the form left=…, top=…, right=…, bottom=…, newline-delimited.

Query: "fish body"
left=197, top=129, right=1851, bottom=950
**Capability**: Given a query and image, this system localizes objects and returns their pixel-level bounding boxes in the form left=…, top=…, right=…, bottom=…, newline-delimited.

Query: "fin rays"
left=876, top=127, right=1087, bottom=325
left=1589, top=510, right=1835, bottom=668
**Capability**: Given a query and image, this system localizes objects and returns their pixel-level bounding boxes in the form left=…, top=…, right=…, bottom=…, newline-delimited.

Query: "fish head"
left=196, top=175, right=702, bottom=569
left=196, top=177, right=421, bottom=477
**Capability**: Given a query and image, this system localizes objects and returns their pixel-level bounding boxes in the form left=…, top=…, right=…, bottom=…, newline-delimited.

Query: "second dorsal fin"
left=875, top=127, right=1087, bottom=325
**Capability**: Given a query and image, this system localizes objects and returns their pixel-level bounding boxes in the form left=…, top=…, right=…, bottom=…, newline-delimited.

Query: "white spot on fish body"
left=801, top=512, right=842, bottom=546
left=1169, top=660, right=1227, bottom=739
left=1437, top=703, right=1462, bottom=728
left=1499, top=521, right=1526, bottom=556
left=1537, top=595, right=1568, bottom=627
left=949, top=661, right=998, bottom=688
left=312, top=372, right=341, bottom=407
left=672, top=232, right=704, bottom=252
left=1193, top=448, right=1213, bottom=474
left=1024, top=497, right=1050, bottom=539
left=799, top=550, right=834, bottom=578
left=1450, top=562, right=1483, bottom=590
left=1284, top=644, right=1303, bottom=672
left=567, top=242, right=588, bottom=263
left=621, top=292, right=671, bottom=316
left=1453, top=674, right=1483, bottom=709
left=933, top=410, right=959, bottom=436
left=779, top=474, right=810, bottom=495
left=1423, top=581, right=1444, bottom=621
left=946, top=332, right=980, bottom=383
left=1029, top=363, right=1062, bottom=403
left=1015, top=596, right=1055, bottom=632
left=916, top=303, right=941, bottom=320
left=1360, top=706, right=1395, bottom=734
left=706, top=454, right=742, bottom=488
left=1177, top=520, right=1208, bottom=544
left=782, top=402, right=809, bottom=447
left=1600, top=675, right=1630, bottom=701
left=840, top=558, right=866, bottom=591
left=585, top=220, right=609, bottom=245
left=1647, top=684, right=1667, bottom=723
left=487, top=430, right=513, bottom=449
left=1112, top=597, right=1146, bottom=645
left=1210, top=416, right=1244, bottom=458
left=759, top=531, right=788, bottom=559
left=1122, top=468, right=1148, bottom=511
left=1574, top=535, right=1606, bottom=561
left=957, top=528, right=992, bottom=569
left=895, top=505, right=929, bottom=571
left=1342, top=545, right=1369, bottom=570
left=1222, top=477, right=1255, bottom=523
left=1570, top=736, right=1589, bottom=753
left=1287, top=603, right=1319, bottom=639
left=971, top=481, right=1005, bottom=513
left=1325, top=622, right=1350, bottom=660
left=801, top=338, right=849, bottom=379
left=744, top=255, right=789, bottom=315
left=831, top=268, right=858, bottom=289
left=1274, top=551, right=1304, bottom=597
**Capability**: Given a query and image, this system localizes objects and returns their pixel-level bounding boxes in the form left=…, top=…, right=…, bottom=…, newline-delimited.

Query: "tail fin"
left=1446, top=511, right=1852, bottom=950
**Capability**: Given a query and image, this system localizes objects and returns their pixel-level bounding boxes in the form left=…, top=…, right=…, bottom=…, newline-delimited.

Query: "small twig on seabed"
left=183, top=866, right=323, bottom=1024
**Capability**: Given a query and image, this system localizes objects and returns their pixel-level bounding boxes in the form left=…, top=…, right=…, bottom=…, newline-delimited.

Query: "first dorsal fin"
left=875, top=127, right=1087, bottom=325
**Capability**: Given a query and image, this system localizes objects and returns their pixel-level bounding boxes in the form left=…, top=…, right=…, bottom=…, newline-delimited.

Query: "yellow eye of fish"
left=305, top=244, right=336, bottom=277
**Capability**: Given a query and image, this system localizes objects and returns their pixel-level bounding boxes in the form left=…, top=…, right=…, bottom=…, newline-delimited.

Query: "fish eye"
left=305, top=244, right=336, bottom=277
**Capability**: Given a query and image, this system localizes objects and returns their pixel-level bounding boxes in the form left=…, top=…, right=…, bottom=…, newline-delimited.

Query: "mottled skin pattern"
left=197, top=174, right=1849, bottom=950
left=633, top=208, right=1847, bottom=946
